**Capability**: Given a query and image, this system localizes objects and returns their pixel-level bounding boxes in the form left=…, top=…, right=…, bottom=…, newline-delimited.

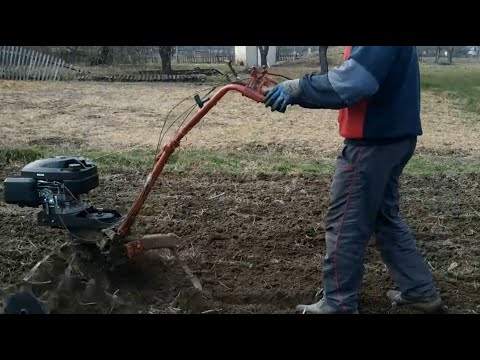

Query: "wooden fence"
left=0, top=46, right=77, bottom=81
left=178, top=54, right=304, bottom=64
left=277, top=53, right=304, bottom=62
left=178, top=55, right=234, bottom=64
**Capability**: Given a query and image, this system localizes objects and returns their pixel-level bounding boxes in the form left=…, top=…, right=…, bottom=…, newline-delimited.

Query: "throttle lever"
left=194, top=94, right=210, bottom=108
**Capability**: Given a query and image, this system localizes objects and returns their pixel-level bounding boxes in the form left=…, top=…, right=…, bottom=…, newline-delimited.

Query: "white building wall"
left=257, top=46, right=276, bottom=67
left=234, top=46, right=247, bottom=65
left=235, top=46, right=276, bottom=68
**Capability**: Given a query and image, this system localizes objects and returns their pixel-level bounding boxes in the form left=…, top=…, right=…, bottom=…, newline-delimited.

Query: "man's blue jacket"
left=295, top=46, right=422, bottom=143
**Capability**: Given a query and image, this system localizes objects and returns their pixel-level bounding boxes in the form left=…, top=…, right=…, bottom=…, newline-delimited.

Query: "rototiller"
left=2, top=65, right=288, bottom=312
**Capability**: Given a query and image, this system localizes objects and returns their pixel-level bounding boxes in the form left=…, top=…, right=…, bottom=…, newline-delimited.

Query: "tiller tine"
left=106, top=233, right=181, bottom=267
left=125, top=233, right=181, bottom=259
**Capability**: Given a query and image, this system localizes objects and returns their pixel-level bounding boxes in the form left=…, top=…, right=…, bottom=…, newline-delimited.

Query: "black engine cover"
left=20, top=156, right=99, bottom=194
left=4, top=177, right=39, bottom=207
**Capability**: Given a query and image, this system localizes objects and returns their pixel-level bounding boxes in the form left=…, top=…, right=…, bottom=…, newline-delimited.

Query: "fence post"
left=27, top=49, right=34, bottom=80
left=41, top=54, right=50, bottom=81
left=20, top=47, right=27, bottom=80
left=31, top=50, right=39, bottom=81
left=50, top=56, right=59, bottom=81
left=0, top=46, right=4, bottom=79
left=19, top=47, right=26, bottom=80
left=35, top=51, right=43, bottom=81
left=38, top=53, right=45, bottom=81
left=7, top=46, right=15, bottom=80
left=35, top=53, right=45, bottom=81
left=13, top=47, right=22, bottom=80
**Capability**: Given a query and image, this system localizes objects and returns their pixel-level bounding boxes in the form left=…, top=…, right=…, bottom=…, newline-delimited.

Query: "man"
left=264, top=46, right=443, bottom=314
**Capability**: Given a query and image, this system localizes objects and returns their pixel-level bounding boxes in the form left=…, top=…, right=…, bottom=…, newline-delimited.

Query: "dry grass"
left=0, top=78, right=479, bottom=159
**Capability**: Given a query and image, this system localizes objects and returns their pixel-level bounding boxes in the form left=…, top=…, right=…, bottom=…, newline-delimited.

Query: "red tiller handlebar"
left=117, top=68, right=278, bottom=242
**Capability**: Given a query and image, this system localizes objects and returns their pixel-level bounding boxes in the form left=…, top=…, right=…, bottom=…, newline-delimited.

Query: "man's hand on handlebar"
left=263, top=79, right=301, bottom=113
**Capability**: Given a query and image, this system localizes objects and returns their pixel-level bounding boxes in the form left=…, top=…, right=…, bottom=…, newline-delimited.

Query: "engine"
left=4, top=156, right=121, bottom=231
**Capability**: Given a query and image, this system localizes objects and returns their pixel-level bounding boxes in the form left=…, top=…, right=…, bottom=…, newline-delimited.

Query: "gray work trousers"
left=323, top=137, right=437, bottom=312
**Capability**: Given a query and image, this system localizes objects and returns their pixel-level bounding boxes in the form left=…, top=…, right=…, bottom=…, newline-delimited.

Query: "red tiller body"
left=117, top=68, right=279, bottom=252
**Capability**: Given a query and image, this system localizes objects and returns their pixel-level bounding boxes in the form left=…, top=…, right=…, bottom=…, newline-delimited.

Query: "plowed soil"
left=1, top=164, right=479, bottom=314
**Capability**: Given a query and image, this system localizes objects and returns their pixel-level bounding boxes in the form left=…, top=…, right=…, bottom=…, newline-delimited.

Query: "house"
left=234, top=46, right=277, bottom=68
left=467, top=46, right=478, bottom=57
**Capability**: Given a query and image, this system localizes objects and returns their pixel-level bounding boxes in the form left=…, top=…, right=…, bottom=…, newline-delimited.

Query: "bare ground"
left=1, top=166, right=479, bottom=314
left=1, top=80, right=479, bottom=157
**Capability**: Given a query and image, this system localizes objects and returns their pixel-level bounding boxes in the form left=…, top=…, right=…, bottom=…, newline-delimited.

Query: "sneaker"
left=296, top=297, right=359, bottom=314
left=387, top=290, right=446, bottom=313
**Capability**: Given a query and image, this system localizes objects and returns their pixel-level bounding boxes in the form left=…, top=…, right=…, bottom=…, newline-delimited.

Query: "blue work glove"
left=264, top=79, right=301, bottom=113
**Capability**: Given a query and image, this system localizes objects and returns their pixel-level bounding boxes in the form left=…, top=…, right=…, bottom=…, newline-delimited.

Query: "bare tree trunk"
left=159, top=46, right=173, bottom=74
left=98, top=46, right=113, bottom=65
left=66, top=46, right=79, bottom=64
left=435, top=46, right=441, bottom=63
left=90, top=46, right=113, bottom=66
left=258, top=46, right=269, bottom=67
left=318, top=46, right=329, bottom=74
left=448, top=46, right=455, bottom=64
left=72, top=46, right=78, bottom=64
left=416, top=47, right=422, bottom=62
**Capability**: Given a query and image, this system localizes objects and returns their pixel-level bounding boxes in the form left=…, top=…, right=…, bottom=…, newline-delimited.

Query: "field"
left=1, top=60, right=480, bottom=314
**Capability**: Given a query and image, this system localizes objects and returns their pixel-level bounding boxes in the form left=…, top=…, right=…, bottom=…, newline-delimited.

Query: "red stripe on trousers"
left=333, top=148, right=363, bottom=312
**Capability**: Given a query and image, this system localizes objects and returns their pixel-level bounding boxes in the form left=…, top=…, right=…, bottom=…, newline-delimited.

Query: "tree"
left=65, top=46, right=79, bottom=64
left=435, top=46, right=455, bottom=64
left=91, top=46, right=113, bottom=66
left=435, top=46, right=441, bottom=63
left=159, top=46, right=173, bottom=74
left=318, top=46, right=329, bottom=74
left=99, top=46, right=113, bottom=65
left=258, top=46, right=269, bottom=67
left=447, top=46, right=455, bottom=64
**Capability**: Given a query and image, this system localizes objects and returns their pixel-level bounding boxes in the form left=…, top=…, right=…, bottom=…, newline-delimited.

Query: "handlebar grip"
left=194, top=94, right=210, bottom=108
left=194, top=94, right=204, bottom=108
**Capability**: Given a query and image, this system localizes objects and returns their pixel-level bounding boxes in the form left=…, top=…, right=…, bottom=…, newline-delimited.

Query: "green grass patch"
left=420, top=63, right=480, bottom=114
left=405, top=155, right=480, bottom=176
left=0, top=148, right=46, bottom=164
left=2, top=147, right=479, bottom=178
